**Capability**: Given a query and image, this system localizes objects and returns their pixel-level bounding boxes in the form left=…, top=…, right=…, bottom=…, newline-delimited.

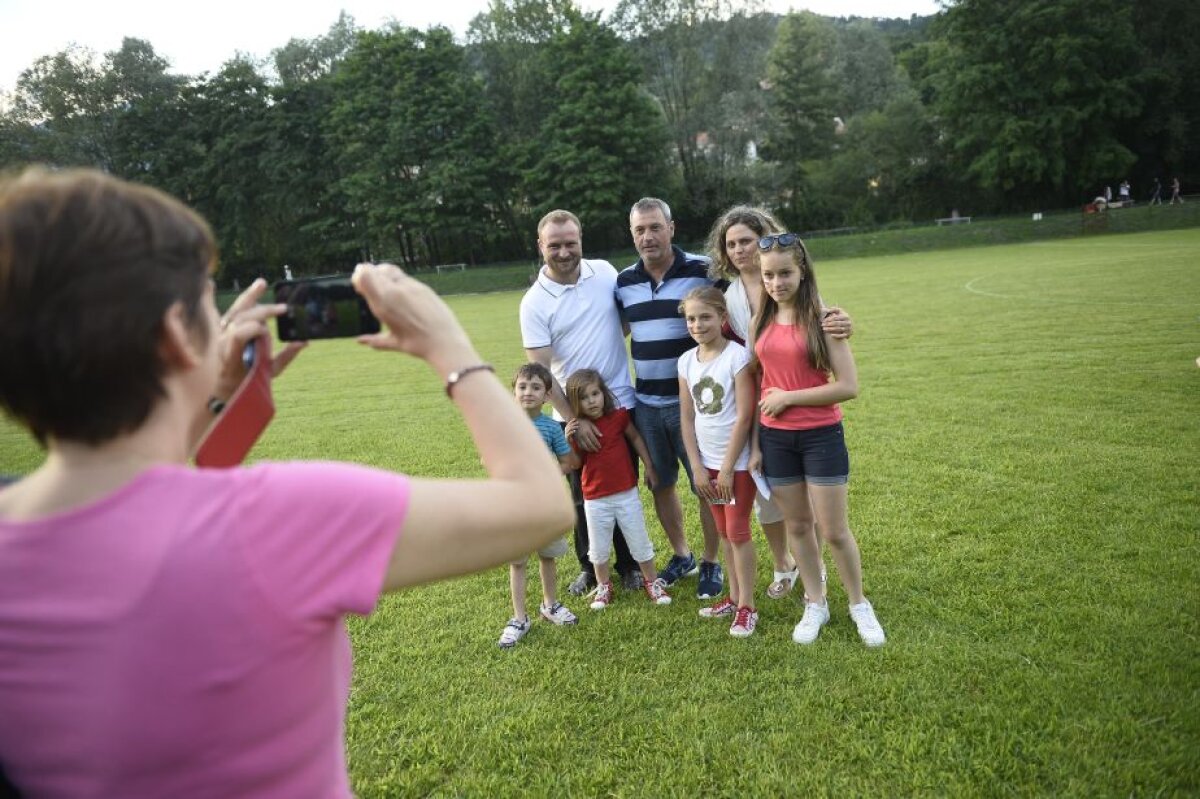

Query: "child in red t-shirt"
left=564, top=369, right=671, bottom=610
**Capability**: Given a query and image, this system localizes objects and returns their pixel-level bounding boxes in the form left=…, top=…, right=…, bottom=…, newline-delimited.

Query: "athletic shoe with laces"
left=656, top=553, right=698, bottom=586
left=589, top=581, right=614, bottom=610
left=699, top=597, right=736, bottom=618
left=729, top=606, right=758, bottom=638
left=696, top=560, right=724, bottom=599
left=791, top=600, right=830, bottom=645
left=849, top=600, right=886, bottom=647
left=539, top=601, right=578, bottom=625
left=622, top=570, right=645, bottom=591
left=497, top=617, right=529, bottom=649
left=645, top=578, right=672, bottom=605
left=567, top=570, right=596, bottom=596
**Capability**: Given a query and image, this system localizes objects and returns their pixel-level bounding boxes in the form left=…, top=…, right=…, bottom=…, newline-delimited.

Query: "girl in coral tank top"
left=749, top=233, right=885, bottom=648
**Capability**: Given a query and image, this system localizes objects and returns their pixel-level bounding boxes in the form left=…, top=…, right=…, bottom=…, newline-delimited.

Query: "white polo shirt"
left=519, top=259, right=635, bottom=417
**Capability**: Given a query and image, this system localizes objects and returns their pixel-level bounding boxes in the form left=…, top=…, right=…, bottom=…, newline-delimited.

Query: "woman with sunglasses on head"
left=749, top=232, right=885, bottom=647
left=705, top=207, right=852, bottom=602
left=0, top=168, right=573, bottom=797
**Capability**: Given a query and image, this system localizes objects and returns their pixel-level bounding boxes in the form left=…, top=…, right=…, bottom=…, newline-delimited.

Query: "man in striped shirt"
left=616, top=197, right=725, bottom=598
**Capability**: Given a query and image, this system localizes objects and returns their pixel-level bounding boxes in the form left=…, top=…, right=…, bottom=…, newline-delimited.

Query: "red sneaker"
left=730, top=606, right=758, bottom=638
left=645, top=578, right=672, bottom=605
left=589, top=581, right=614, bottom=611
left=699, top=597, right=736, bottom=618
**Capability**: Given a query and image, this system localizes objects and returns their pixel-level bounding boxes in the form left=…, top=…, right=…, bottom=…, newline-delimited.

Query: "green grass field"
left=3, top=230, right=1198, bottom=795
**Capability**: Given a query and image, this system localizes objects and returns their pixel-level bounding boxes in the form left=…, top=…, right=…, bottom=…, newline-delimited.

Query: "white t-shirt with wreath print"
left=677, top=341, right=752, bottom=471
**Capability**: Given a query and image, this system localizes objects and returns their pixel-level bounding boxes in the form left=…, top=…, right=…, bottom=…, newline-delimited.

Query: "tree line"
left=1, top=0, right=1195, bottom=284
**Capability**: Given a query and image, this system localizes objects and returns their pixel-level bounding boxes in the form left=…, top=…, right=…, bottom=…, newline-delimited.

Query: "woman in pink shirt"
left=0, top=168, right=573, bottom=798
left=748, top=232, right=886, bottom=649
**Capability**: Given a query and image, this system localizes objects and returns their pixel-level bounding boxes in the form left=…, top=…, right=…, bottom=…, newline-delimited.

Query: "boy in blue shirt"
left=499, top=363, right=583, bottom=648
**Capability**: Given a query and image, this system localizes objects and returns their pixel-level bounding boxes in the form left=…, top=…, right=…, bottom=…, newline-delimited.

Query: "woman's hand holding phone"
left=351, top=263, right=478, bottom=375
left=216, top=278, right=306, bottom=402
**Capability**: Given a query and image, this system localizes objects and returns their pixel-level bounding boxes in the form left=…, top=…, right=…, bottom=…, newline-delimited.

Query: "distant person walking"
left=1149, top=178, right=1163, bottom=205
left=1170, top=177, right=1183, bottom=204
left=1119, top=180, right=1131, bottom=204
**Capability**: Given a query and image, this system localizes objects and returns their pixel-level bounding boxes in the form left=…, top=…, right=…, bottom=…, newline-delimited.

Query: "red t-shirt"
left=573, top=408, right=638, bottom=500
left=755, top=320, right=843, bottom=431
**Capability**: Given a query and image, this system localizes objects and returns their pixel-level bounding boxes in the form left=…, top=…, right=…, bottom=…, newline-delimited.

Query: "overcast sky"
left=1, top=0, right=942, bottom=95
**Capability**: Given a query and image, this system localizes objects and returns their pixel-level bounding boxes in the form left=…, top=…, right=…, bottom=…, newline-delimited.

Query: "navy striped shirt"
left=615, top=246, right=717, bottom=407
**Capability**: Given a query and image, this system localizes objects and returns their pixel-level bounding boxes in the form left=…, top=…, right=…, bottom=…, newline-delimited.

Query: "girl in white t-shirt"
left=677, top=287, right=759, bottom=637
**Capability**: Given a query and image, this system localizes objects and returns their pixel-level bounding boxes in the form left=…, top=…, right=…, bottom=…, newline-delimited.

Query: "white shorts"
left=510, top=535, right=570, bottom=565
left=755, top=490, right=785, bottom=526
left=584, top=487, right=655, bottom=565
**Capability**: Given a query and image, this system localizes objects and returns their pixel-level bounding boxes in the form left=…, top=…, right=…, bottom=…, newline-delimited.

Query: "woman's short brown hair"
left=0, top=167, right=217, bottom=445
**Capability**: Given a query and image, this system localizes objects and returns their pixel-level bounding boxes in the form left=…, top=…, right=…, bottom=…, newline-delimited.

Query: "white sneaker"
left=497, top=617, right=529, bottom=649
left=849, top=600, right=886, bottom=647
left=540, top=601, right=578, bottom=625
left=792, top=601, right=830, bottom=644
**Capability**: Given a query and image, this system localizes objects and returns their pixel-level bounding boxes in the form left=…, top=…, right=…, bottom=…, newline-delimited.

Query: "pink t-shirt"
left=0, top=462, right=409, bottom=799
left=755, top=320, right=843, bottom=431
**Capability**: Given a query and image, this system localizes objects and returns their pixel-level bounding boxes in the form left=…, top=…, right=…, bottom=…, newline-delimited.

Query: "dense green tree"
left=2, top=39, right=185, bottom=173
left=467, top=0, right=585, bottom=252
left=932, top=0, right=1140, bottom=209
left=759, top=11, right=840, bottom=227
left=523, top=15, right=672, bottom=248
left=611, top=0, right=768, bottom=232
left=1125, top=0, right=1200, bottom=191
left=808, top=90, right=949, bottom=227
left=172, top=59, right=286, bottom=283
left=327, top=26, right=507, bottom=267
left=6, top=45, right=108, bottom=167
left=468, top=0, right=581, bottom=143
left=831, top=20, right=905, bottom=119
left=273, top=12, right=358, bottom=86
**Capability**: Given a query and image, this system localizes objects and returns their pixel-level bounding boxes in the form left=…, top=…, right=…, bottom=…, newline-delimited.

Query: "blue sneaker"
left=697, top=560, right=723, bottom=599
left=656, top=553, right=698, bottom=586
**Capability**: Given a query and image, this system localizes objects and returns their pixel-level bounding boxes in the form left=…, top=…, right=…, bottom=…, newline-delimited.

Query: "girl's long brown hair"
left=564, top=368, right=615, bottom=418
left=749, top=236, right=831, bottom=373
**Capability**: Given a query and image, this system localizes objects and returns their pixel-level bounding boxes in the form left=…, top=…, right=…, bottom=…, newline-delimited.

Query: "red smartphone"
left=194, top=337, right=275, bottom=468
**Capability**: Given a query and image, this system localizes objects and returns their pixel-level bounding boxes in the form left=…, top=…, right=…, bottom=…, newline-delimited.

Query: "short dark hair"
left=0, top=167, right=216, bottom=445
left=513, top=362, right=554, bottom=390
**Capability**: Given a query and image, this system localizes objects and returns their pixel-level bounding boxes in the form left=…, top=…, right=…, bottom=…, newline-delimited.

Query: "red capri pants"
left=705, top=468, right=757, bottom=544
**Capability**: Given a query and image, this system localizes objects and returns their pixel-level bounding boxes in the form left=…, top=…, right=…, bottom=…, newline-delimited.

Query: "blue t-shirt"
left=532, top=414, right=571, bottom=457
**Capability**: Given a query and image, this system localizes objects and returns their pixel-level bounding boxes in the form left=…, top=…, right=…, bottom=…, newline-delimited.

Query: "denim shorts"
left=632, top=401, right=695, bottom=491
left=759, top=422, right=849, bottom=487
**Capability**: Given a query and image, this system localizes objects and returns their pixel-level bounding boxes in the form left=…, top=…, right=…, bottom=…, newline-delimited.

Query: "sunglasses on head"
left=757, top=233, right=802, bottom=251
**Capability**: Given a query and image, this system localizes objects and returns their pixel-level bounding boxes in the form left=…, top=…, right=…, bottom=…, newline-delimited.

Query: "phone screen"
left=274, top=276, right=381, bottom=341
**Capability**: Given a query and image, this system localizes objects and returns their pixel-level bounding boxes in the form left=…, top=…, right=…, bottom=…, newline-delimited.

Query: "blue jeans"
left=632, top=400, right=697, bottom=491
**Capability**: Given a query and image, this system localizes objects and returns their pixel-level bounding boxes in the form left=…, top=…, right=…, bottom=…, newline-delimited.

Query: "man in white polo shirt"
left=520, top=209, right=640, bottom=595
